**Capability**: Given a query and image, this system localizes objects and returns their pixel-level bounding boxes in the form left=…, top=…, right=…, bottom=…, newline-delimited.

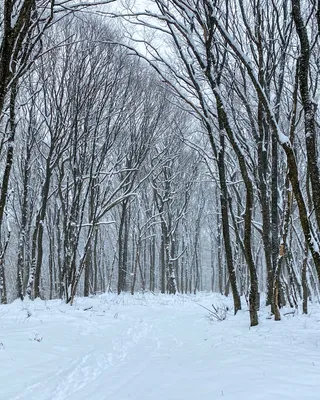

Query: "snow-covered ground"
left=1, top=293, right=319, bottom=400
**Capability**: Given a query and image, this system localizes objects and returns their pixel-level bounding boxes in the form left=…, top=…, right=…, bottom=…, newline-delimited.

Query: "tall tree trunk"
left=149, top=235, right=155, bottom=292
left=33, top=161, right=52, bottom=298
left=84, top=241, right=92, bottom=297
left=16, top=104, right=32, bottom=301
left=160, top=221, right=167, bottom=294
left=217, top=131, right=241, bottom=314
left=0, top=82, right=17, bottom=239
left=117, top=201, right=129, bottom=294
left=0, top=258, right=7, bottom=304
left=302, top=242, right=309, bottom=315
left=292, top=0, right=320, bottom=232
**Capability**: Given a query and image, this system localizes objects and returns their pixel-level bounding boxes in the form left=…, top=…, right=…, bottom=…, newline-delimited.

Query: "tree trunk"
left=302, top=242, right=309, bottom=314
left=216, top=95, right=258, bottom=325
left=33, top=161, right=52, bottom=298
left=117, top=201, right=129, bottom=294
left=292, top=0, right=320, bottom=232
left=149, top=235, right=155, bottom=292
left=217, top=131, right=241, bottom=314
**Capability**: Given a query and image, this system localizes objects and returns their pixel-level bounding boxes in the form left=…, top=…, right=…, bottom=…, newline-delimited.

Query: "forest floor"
left=0, top=292, right=320, bottom=400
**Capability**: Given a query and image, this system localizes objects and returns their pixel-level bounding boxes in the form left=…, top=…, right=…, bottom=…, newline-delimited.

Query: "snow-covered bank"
left=1, top=293, right=319, bottom=400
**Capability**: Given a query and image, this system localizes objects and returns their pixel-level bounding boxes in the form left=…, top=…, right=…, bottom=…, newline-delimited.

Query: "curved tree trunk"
left=216, top=94, right=259, bottom=326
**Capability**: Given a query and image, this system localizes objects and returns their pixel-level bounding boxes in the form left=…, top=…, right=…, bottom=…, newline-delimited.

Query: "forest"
left=0, top=0, right=320, bottom=328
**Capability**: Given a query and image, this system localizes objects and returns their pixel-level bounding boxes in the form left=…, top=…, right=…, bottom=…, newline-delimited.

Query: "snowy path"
left=1, top=294, right=320, bottom=400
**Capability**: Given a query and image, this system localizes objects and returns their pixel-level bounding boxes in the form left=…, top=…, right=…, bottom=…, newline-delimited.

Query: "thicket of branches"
left=1, top=0, right=320, bottom=326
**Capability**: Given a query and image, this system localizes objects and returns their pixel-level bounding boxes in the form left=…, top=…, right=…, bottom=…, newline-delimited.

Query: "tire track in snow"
left=11, top=319, right=153, bottom=400
left=53, top=319, right=153, bottom=400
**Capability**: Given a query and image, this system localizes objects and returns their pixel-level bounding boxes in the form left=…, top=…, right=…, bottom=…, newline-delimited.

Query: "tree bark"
left=217, top=130, right=242, bottom=315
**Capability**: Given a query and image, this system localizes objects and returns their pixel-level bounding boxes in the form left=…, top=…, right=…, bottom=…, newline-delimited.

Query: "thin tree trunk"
left=302, top=242, right=309, bottom=314
left=16, top=137, right=31, bottom=300
left=149, top=235, right=155, bottom=292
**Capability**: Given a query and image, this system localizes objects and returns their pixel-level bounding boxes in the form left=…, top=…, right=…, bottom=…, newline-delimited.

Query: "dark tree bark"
left=217, top=131, right=242, bottom=315
left=117, top=200, right=130, bottom=294
left=216, top=95, right=259, bottom=326
left=302, top=242, right=309, bottom=314
left=292, top=0, right=320, bottom=233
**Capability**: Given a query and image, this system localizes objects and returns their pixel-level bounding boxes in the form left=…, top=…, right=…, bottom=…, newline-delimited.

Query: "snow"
left=1, top=293, right=320, bottom=399
left=309, top=233, right=320, bottom=254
